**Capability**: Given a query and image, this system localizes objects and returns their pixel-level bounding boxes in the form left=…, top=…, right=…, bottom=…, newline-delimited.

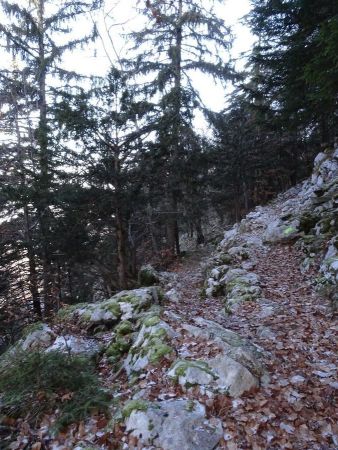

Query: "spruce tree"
left=124, top=0, right=234, bottom=254
left=0, top=0, right=101, bottom=314
left=248, top=0, right=338, bottom=144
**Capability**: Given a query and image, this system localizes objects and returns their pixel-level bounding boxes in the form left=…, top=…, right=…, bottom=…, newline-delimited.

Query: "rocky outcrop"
left=57, top=287, right=160, bottom=329
left=168, top=354, right=259, bottom=397
left=204, top=220, right=265, bottom=312
left=46, top=335, right=101, bottom=357
left=125, top=399, right=222, bottom=450
left=124, top=312, right=177, bottom=375
left=204, top=145, right=338, bottom=313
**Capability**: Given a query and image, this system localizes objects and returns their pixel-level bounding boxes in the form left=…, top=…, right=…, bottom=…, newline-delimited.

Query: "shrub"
left=0, top=351, right=110, bottom=429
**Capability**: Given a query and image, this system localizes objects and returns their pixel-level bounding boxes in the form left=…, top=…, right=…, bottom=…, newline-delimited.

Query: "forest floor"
left=5, top=243, right=337, bottom=450
left=162, top=244, right=337, bottom=449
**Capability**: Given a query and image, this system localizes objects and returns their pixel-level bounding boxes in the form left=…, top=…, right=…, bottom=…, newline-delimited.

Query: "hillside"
left=0, top=147, right=337, bottom=449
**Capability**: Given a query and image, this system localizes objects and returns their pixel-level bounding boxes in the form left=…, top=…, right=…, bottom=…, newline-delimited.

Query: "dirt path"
left=166, top=245, right=337, bottom=449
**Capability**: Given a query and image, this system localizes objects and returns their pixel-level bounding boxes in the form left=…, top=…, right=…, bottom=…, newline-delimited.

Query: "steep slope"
left=0, top=147, right=337, bottom=449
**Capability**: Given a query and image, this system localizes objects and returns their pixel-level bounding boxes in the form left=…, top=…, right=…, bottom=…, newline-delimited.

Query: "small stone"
left=290, top=375, right=306, bottom=384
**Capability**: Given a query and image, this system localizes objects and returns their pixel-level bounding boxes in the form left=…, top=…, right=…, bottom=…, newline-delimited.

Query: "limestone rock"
left=124, top=318, right=177, bottom=375
left=168, top=355, right=259, bottom=397
left=46, top=335, right=101, bottom=357
left=125, top=399, right=222, bottom=450
left=21, top=323, right=56, bottom=351
left=57, top=288, right=158, bottom=328
left=164, top=288, right=182, bottom=303
left=319, top=238, right=338, bottom=310
left=182, top=318, right=266, bottom=379
left=263, top=218, right=300, bottom=244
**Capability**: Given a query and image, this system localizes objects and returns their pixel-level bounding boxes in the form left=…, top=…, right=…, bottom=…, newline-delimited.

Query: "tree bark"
left=12, top=78, right=42, bottom=318
left=37, top=0, right=53, bottom=314
left=167, top=0, right=183, bottom=256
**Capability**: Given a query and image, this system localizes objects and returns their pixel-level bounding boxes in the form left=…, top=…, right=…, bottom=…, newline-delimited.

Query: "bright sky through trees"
left=62, top=0, right=254, bottom=112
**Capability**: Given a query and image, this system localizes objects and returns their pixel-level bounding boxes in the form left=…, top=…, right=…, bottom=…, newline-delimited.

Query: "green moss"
left=122, top=399, right=148, bottom=418
left=81, top=311, right=93, bottom=322
left=117, top=294, right=138, bottom=304
left=185, top=399, right=195, bottom=412
left=105, top=302, right=121, bottom=317
left=226, top=278, right=250, bottom=292
left=152, top=327, right=167, bottom=339
left=170, top=359, right=216, bottom=381
left=22, top=322, right=45, bottom=338
left=156, top=288, right=164, bottom=304
left=143, top=316, right=160, bottom=327
left=57, top=303, right=89, bottom=320
left=299, top=212, right=320, bottom=234
left=283, top=226, right=296, bottom=236
left=224, top=304, right=233, bottom=315
left=148, top=343, right=172, bottom=363
left=219, top=253, right=232, bottom=265
left=105, top=337, right=131, bottom=359
left=138, top=266, right=159, bottom=286
left=115, top=320, right=133, bottom=336
left=199, top=287, right=207, bottom=299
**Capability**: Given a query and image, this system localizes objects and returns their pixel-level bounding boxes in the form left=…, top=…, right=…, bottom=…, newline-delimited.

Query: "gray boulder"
left=164, top=288, right=182, bottom=303
left=46, top=335, right=101, bottom=357
left=125, top=399, right=222, bottom=450
left=124, top=317, right=177, bottom=375
left=21, top=323, right=56, bottom=351
left=263, top=218, right=300, bottom=244
left=57, top=288, right=159, bottom=328
left=168, top=354, right=259, bottom=397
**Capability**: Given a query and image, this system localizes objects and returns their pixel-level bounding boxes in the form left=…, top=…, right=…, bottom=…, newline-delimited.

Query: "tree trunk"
left=167, top=0, right=183, bottom=256
left=37, top=0, right=53, bottom=314
left=116, top=205, right=128, bottom=289
left=195, top=218, right=205, bottom=245
left=12, top=78, right=42, bottom=318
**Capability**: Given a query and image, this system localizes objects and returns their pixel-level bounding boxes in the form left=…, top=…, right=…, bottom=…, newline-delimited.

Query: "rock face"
left=168, top=354, right=259, bottom=397
left=21, top=324, right=56, bottom=351
left=125, top=399, right=222, bottom=450
left=204, top=146, right=338, bottom=312
left=57, top=287, right=160, bottom=328
left=124, top=314, right=177, bottom=375
left=46, top=335, right=101, bottom=357
left=318, top=238, right=338, bottom=310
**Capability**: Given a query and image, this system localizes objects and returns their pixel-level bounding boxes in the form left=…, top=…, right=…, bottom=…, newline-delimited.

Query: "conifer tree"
left=0, top=0, right=101, bottom=314
left=124, top=0, right=234, bottom=254
left=248, top=0, right=338, bottom=144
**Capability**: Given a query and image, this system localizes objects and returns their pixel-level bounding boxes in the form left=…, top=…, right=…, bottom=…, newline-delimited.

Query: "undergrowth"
left=0, top=351, right=111, bottom=429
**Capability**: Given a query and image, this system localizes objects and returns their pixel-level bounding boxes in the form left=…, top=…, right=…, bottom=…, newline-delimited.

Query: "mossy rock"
left=138, top=265, right=159, bottom=287
left=115, top=320, right=133, bottom=336
left=170, top=359, right=216, bottom=380
left=21, top=322, right=45, bottom=338
left=219, top=253, right=233, bottom=265
left=148, top=342, right=173, bottom=363
left=122, top=399, right=149, bottom=418
left=143, top=315, right=161, bottom=328
left=106, top=336, right=131, bottom=359
left=57, top=303, right=89, bottom=320
left=105, top=302, right=121, bottom=317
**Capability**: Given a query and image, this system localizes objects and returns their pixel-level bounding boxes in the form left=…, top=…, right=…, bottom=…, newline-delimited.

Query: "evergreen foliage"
left=0, top=0, right=337, bottom=338
left=0, top=351, right=110, bottom=428
left=248, top=0, right=338, bottom=143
